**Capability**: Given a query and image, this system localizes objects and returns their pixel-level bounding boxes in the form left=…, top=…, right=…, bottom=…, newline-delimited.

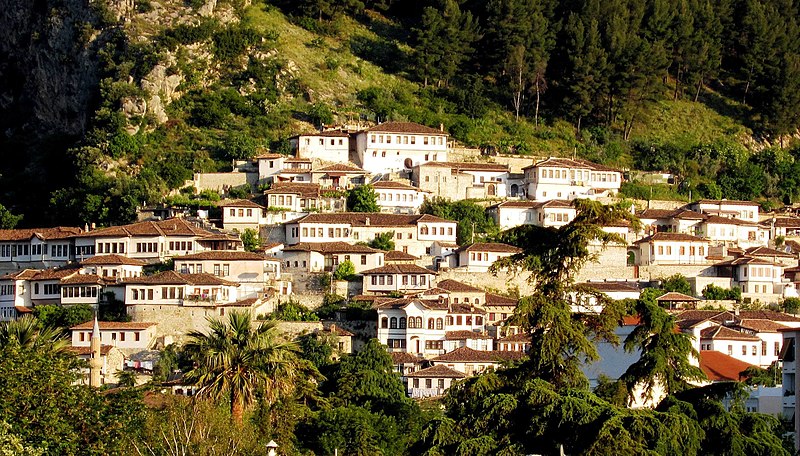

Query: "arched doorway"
left=627, top=251, right=636, bottom=266
left=510, top=184, right=519, bottom=197
left=404, top=158, right=413, bottom=169
left=487, top=184, right=496, bottom=196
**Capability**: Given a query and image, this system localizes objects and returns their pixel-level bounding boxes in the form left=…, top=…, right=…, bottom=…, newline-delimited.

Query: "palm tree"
left=0, top=315, right=70, bottom=354
left=183, top=311, right=305, bottom=425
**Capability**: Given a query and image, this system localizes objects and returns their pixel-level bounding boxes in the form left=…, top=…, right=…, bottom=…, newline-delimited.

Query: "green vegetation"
left=346, top=184, right=379, bottom=212
left=702, top=284, right=743, bottom=301
left=420, top=197, right=497, bottom=245
left=660, top=274, right=693, bottom=296
left=269, top=300, right=320, bottom=322
left=367, top=231, right=395, bottom=251
left=240, top=227, right=260, bottom=252
left=31, top=304, right=95, bottom=334
left=331, top=259, right=356, bottom=281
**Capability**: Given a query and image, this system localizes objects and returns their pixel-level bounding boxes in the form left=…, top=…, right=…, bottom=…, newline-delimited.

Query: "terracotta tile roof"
left=703, top=215, right=758, bottom=226
left=390, top=352, right=422, bottom=364
left=734, top=319, right=788, bottom=333
left=498, top=332, right=530, bottom=342
left=313, top=163, right=367, bottom=174
left=695, top=199, right=758, bottom=207
left=445, top=330, right=493, bottom=340
left=282, top=242, right=380, bottom=254
left=365, top=121, right=446, bottom=135
left=372, top=181, right=423, bottom=191
left=637, top=209, right=679, bottom=219
left=15, top=305, right=32, bottom=313
left=657, top=292, right=700, bottom=302
left=490, top=199, right=573, bottom=210
left=217, top=199, right=264, bottom=209
left=290, top=212, right=455, bottom=227
left=457, top=242, right=521, bottom=254
left=122, top=271, right=238, bottom=286
left=71, top=321, right=157, bottom=330
left=432, top=347, right=526, bottom=363
left=75, top=218, right=213, bottom=238
left=699, top=350, right=754, bottom=382
left=714, top=256, right=778, bottom=267
left=670, top=209, right=707, bottom=220
left=361, top=264, right=436, bottom=275
left=448, top=303, right=486, bottom=314
left=406, top=364, right=466, bottom=379
left=255, top=152, right=283, bottom=159
left=0, top=226, right=83, bottom=241
left=173, top=251, right=266, bottom=261
left=420, top=161, right=508, bottom=172
left=622, top=315, right=642, bottom=326
left=700, top=325, right=761, bottom=341
left=485, top=293, right=518, bottom=307
left=284, top=157, right=312, bottom=163
left=81, top=254, right=146, bottom=266
left=265, top=182, right=321, bottom=198
left=633, top=232, right=708, bottom=244
left=384, top=250, right=419, bottom=261
left=219, top=298, right=259, bottom=307
left=60, top=274, right=109, bottom=285
left=323, top=324, right=354, bottom=337
left=0, top=269, right=41, bottom=281
left=745, top=246, right=795, bottom=258
left=767, top=218, right=800, bottom=228
left=579, top=282, right=641, bottom=293
left=737, top=310, right=800, bottom=322
left=436, top=279, right=483, bottom=293
left=522, top=157, right=621, bottom=173
left=293, top=130, right=349, bottom=138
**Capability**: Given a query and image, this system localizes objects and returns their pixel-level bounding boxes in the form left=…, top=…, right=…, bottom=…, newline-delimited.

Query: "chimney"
left=439, top=123, right=444, bottom=132
left=734, top=306, right=740, bottom=317
left=90, top=222, right=96, bottom=230
left=365, top=216, right=370, bottom=226
left=330, top=323, right=337, bottom=333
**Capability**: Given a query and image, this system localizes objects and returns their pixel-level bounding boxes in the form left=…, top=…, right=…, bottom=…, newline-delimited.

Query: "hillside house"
left=71, top=321, right=158, bottom=354
left=275, top=158, right=313, bottom=182
left=632, top=232, right=710, bottom=265
left=256, top=153, right=285, bottom=183
left=689, top=199, right=760, bottom=223
left=486, top=200, right=575, bottom=231
left=362, top=264, right=437, bottom=295
left=522, top=157, right=622, bottom=201
left=290, top=131, right=349, bottom=163
left=219, top=199, right=264, bottom=231
left=281, top=242, right=384, bottom=274
left=264, top=182, right=346, bottom=214
left=0, top=226, right=83, bottom=269
left=173, top=251, right=282, bottom=298
left=355, top=121, right=449, bottom=175
left=80, top=254, right=145, bottom=280
left=310, top=163, right=369, bottom=190
left=412, top=161, right=510, bottom=200
left=455, top=242, right=522, bottom=272
left=372, top=181, right=429, bottom=214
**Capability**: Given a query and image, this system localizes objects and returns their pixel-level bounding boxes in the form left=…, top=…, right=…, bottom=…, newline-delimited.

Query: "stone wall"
left=436, top=269, right=534, bottom=295
left=191, top=172, right=257, bottom=193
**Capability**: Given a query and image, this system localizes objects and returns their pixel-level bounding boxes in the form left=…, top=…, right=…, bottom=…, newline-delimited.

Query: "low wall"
left=193, top=172, right=257, bottom=193
left=436, top=268, right=535, bottom=295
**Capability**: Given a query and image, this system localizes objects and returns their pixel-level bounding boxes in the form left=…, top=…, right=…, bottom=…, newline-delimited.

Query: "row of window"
left=78, top=331, right=141, bottom=343
left=746, top=284, right=773, bottom=294
left=0, top=285, right=14, bottom=296
left=381, top=315, right=485, bottom=329
left=743, top=267, right=777, bottom=279
left=411, top=378, right=446, bottom=389
left=378, top=192, right=418, bottom=203
left=179, top=264, right=204, bottom=274
left=419, top=225, right=453, bottom=236
left=702, top=341, right=781, bottom=357
left=653, top=245, right=706, bottom=256
left=169, top=241, right=193, bottom=252
left=136, top=242, right=159, bottom=253
left=97, top=242, right=125, bottom=254
left=304, top=137, right=345, bottom=146
left=62, top=286, right=98, bottom=299
left=370, top=134, right=444, bottom=146
left=33, top=283, right=61, bottom=295
left=535, top=168, right=620, bottom=183
left=370, top=274, right=429, bottom=287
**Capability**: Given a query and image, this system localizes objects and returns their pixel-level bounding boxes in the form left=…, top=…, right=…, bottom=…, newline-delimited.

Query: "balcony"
left=409, top=387, right=446, bottom=398
left=182, top=294, right=223, bottom=307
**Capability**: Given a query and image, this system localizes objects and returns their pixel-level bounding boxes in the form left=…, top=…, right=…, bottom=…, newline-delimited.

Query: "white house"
left=255, top=153, right=285, bottom=183
left=406, top=364, right=465, bottom=398
left=0, top=226, right=83, bottom=269
left=264, top=182, right=346, bottom=214
left=689, top=199, right=760, bottom=223
left=122, top=270, right=240, bottom=307
left=173, top=251, right=282, bottom=299
left=361, top=264, right=437, bottom=294
left=713, top=256, right=786, bottom=303
left=455, top=242, right=521, bottom=272
left=274, top=158, right=313, bottom=183
left=698, top=216, right=768, bottom=248
left=522, top=157, right=622, bottom=201
left=355, top=121, right=448, bottom=175
left=310, top=163, right=369, bottom=190
left=289, top=131, right=350, bottom=163
left=218, top=199, right=264, bottom=232
left=281, top=242, right=384, bottom=274
left=372, top=181, right=429, bottom=214
left=412, top=161, right=510, bottom=200
left=71, top=321, right=158, bottom=354
left=80, top=254, right=145, bottom=280
left=486, top=200, right=575, bottom=231
left=632, top=232, right=710, bottom=266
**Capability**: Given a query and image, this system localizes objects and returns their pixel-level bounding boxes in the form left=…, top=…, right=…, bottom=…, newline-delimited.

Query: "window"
left=390, top=317, right=397, bottom=329
left=428, top=318, right=435, bottom=330
left=752, top=345, right=757, bottom=356
left=361, top=255, right=367, bottom=265
left=742, top=345, right=747, bottom=356
left=381, top=317, right=388, bottom=328
left=399, top=317, right=406, bottom=329
left=436, top=318, right=443, bottom=330
left=120, top=332, right=125, bottom=342
left=438, top=379, right=445, bottom=389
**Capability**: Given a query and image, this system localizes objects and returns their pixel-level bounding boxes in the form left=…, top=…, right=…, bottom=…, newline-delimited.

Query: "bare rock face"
left=141, top=64, right=183, bottom=103
left=147, top=95, right=169, bottom=125
left=197, top=0, right=217, bottom=17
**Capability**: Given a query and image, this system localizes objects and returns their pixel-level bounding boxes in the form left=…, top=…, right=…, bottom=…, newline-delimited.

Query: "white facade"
left=690, top=200, right=760, bottom=223
left=355, top=122, right=448, bottom=174
left=486, top=200, right=575, bottom=231
left=523, top=157, right=622, bottom=201
left=362, top=264, right=437, bottom=294
left=633, top=233, right=710, bottom=266
left=290, top=132, right=349, bottom=163
left=373, top=181, right=428, bottom=214
left=256, top=154, right=285, bottom=182
left=71, top=321, right=157, bottom=351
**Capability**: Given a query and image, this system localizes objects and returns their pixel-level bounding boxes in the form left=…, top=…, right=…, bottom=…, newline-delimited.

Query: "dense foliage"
left=420, top=197, right=497, bottom=245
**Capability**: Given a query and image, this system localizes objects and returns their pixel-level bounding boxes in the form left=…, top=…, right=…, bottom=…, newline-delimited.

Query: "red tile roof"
left=436, top=279, right=483, bottom=293
left=71, top=321, right=157, bottom=330
left=745, top=246, right=795, bottom=258
left=695, top=199, right=759, bottom=207
left=431, top=346, right=526, bottom=362
left=81, top=254, right=146, bottom=266
left=122, top=271, right=237, bottom=286
left=60, top=274, right=109, bottom=285
left=497, top=332, right=530, bottom=342
left=406, top=364, right=465, bottom=378
left=633, top=232, right=708, bottom=244
left=734, top=319, right=788, bottom=333
left=313, top=163, right=367, bottom=174
left=390, top=352, right=422, bottom=364
left=444, top=330, right=493, bottom=340
left=292, top=130, right=349, bottom=138
left=75, top=218, right=213, bottom=238
left=522, top=157, right=621, bottom=173
left=485, top=293, right=518, bottom=307
left=70, top=345, right=114, bottom=356
left=699, top=350, right=755, bottom=381
left=657, top=292, right=700, bottom=302
left=173, top=251, right=267, bottom=261
left=217, top=199, right=264, bottom=209
left=282, top=242, right=380, bottom=254
left=361, top=264, right=436, bottom=275
left=290, top=212, right=455, bottom=227
left=457, top=242, right=522, bottom=254
left=384, top=250, right=419, bottom=261
left=702, top=215, right=757, bottom=226
left=420, top=161, right=509, bottom=172
left=265, top=182, right=322, bottom=199
left=700, top=325, right=761, bottom=341
left=0, top=226, right=83, bottom=241
left=372, top=181, right=423, bottom=191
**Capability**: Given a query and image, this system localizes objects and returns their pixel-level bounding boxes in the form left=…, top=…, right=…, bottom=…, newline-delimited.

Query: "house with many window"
left=121, top=271, right=240, bottom=307
left=289, top=131, right=350, bottom=163
left=255, top=153, right=286, bottom=183
left=0, top=226, right=83, bottom=270
left=218, top=199, right=264, bottom=232
left=522, top=157, right=622, bottom=201
left=689, top=199, right=760, bottom=223
left=284, top=213, right=457, bottom=258
left=70, top=321, right=158, bottom=354
left=632, top=232, right=711, bottom=266
left=310, top=163, right=369, bottom=190
left=355, top=122, right=449, bottom=175
left=264, top=182, right=346, bottom=214
left=274, top=158, right=313, bottom=183
left=455, top=242, right=521, bottom=272
left=372, top=181, right=429, bottom=214
left=173, top=251, right=282, bottom=299
left=281, top=242, right=384, bottom=274
left=486, top=200, right=575, bottom=231
left=361, top=264, right=437, bottom=295
left=412, top=161, right=510, bottom=200
left=80, top=254, right=145, bottom=280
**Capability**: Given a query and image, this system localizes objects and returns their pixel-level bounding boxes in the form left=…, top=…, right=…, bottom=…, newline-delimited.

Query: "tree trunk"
left=673, top=68, right=681, bottom=101
left=694, top=76, right=703, bottom=102
left=534, top=80, right=541, bottom=127
left=231, top=391, right=244, bottom=425
left=743, top=79, right=750, bottom=105
left=607, top=93, right=613, bottom=127
left=576, top=115, right=582, bottom=138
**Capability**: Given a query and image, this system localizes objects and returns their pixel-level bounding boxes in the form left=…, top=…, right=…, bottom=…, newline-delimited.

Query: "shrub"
left=270, top=300, right=319, bottom=322
left=332, top=260, right=356, bottom=281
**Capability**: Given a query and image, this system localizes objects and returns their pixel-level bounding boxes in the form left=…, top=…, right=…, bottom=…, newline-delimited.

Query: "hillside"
left=1, top=0, right=799, bottom=227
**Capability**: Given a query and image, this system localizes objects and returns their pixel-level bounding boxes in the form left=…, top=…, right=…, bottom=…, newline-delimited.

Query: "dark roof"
left=700, top=325, right=761, bottom=341
left=265, top=182, right=321, bottom=199
left=255, top=152, right=283, bottom=159
left=745, top=246, right=795, bottom=258
left=498, top=332, right=530, bottom=343
left=767, top=218, right=800, bottom=228
left=74, top=218, right=213, bottom=238
left=81, top=254, right=146, bottom=266
left=522, top=157, right=621, bottom=173
left=700, top=350, right=754, bottom=382
left=490, top=199, right=573, bottom=210
left=637, top=209, right=679, bottom=219
left=390, top=352, right=422, bottom=364
left=282, top=242, right=380, bottom=254
left=365, top=121, right=446, bottom=135
left=694, top=199, right=759, bottom=207
left=457, top=242, right=521, bottom=254
left=485, top=293, right=518, bottom=307
left=432, top=347, right=526, bottom=363
left=173, top=251, right=267, bottom=261
left=70, top=345, right=114, bottom=356
left=714, top=256, right=778, bottom=267
left=361, top=264, right=436, bottom=275
left=436, top=279, right=483, bottom=293
left=313, top=163, right=367, bottom=174
left=444, top=330, right=493, bottom=340
left=670, top=209, right=707, bottom=220
left=733, top=319, right=788, bottom=333
left=384, top=250, right=419, bottom=261
left=633, top=232, right=708, bottom=244
left=122, top=271, right=237, bottom=286
left=217, top=199, right=264, bottom=209
left=702, top=215, right=757, bottom=226
left=290, top=212, right=455, bottom=227
left=0, top=226, right=83, bottom=241
left=406, top=364, right=465, bottom=379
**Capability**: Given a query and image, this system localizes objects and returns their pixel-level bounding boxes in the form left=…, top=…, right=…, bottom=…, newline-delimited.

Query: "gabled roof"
left=637, top=209, right=679, bottom=219
left=714, top=256, right=779, bottom=267
left=60, top=274, right=109, bottom=285
left=282, top=242, right=380, bottom=254
left=497, top=332, right=530, bottom=343
left=445, top=330, right=493, bottom=340
left=657, top=292, right=700, bottom=302
left=406, top=364, right=466, bottom=379
left=694, top=199, right=759, bottom=207
left=456, top=242, right=522, bottom=254
left=0, top=267, right=83, bottom=282
left=81, top=254, right=146, bottom=266
left=365, top=121, right=446, bottom=135
left=217, top=199, right=264, bottom=209
left=419, top=161, right=508, bottom=172
left=670, top=209, right=707, bottom=220
left=436, top=279, right=483, bottom=293
left=74, top=218, right=213, bottom=238
left=0, top=226, right=83, bottom=242
left=745, top=246, right=795, bottom=258
left=765, top=218, right=800, bottom=228
left=265, top=182, right=321, bottom=198
left=122, top=271, right=237, bottom=286
left=633, top=232, right=708, bottom=244
left=384, top=250, right=419, bottom=261
left=431, top=346, right=525, bottom=363
left=289, top=213, right=455, bottom=227
left=702, top=215, right=757, bottom=226
left=700, top=325, right=761, bottom=341
left=579, top=282, right=641, bottom=293
left=292, top=130, right=349, bottom=138
left=490, top=199, right=574, bottom=210
left=254, top=152, right=283, bottom=159
left=485, top=293, right=518, bottom=307
left=361, top=264, right=436, bottom=275
left=372, top=181, right=424, bottom=191
left=173, top=251, right=267, bottom=261
left=312, top=163, right=368, bottom=174
left=522, top=157, right=621, bottom=173
left=699, top=350, right=754, bottom=382
left=390, top=352, right=422, bottom=364
left=71, top=321, right=157, bottom=330
left=734, top=319, right=788, bottom=333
